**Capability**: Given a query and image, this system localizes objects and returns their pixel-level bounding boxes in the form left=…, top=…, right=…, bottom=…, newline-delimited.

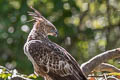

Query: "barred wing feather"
left=24, top=40, right=87, bottom=80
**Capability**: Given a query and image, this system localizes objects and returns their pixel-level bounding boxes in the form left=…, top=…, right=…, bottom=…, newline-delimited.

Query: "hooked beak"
left=47, top=30, right=58, bottom=37
left=54, top=30, right=58, bottom=37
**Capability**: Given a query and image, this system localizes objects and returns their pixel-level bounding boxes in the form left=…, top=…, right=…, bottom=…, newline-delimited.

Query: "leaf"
left=28, top=74, right=37, bottom=79
left=1, top=73, right=7, bottom=79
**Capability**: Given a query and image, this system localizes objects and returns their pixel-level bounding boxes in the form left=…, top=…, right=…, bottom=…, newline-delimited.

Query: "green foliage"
left=0, top=0, right=120, bottom=80
left=0, top=65, right=37, bottom=80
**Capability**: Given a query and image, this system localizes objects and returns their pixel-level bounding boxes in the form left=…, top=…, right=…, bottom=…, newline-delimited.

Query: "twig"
left=88, top=75, right=107, bottom=77
left=103, top=73, right=107, bottom=80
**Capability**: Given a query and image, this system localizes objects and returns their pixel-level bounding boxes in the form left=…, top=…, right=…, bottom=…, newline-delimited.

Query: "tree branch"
left=105, top=0, right=112, bottom=50
left=81, top=48, right=120, bottom=77
left=93, top=63, right=120, bottom=73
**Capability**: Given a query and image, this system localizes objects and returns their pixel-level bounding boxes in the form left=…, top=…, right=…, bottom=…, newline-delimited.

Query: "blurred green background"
left=0, top=0, right=120, bottom=79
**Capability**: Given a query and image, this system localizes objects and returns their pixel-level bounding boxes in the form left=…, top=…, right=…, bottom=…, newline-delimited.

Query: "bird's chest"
left=24, top=43, right=45, bottom=74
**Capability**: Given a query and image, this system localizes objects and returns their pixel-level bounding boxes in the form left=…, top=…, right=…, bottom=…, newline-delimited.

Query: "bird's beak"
left=47, top=30, right=58, bottom=37
left=54, top=31, right=58, bottom=37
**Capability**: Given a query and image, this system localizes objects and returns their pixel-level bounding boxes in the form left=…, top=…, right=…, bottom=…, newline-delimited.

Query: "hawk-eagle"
left=24, top=7, right=87, bottom=80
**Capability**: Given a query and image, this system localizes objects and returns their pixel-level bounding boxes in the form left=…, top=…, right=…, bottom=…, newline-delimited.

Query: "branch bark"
left=81, top=48, right=120, bottom=77
left=93, top=63, right=120, bottom=73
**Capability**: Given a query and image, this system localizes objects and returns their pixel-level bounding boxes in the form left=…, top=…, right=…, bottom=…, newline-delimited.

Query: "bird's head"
left=28, top=7, right=58, bottom=37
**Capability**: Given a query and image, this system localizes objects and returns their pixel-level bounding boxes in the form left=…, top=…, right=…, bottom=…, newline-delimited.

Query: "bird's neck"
left=26, top=27, right=49, bottom=42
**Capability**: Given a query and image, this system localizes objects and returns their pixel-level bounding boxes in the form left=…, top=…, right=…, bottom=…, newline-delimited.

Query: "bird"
left=24, top=7, right=87, bottom=80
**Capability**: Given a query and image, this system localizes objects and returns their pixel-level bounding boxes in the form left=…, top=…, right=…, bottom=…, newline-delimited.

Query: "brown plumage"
left=24, top=7, right=87, bottom=80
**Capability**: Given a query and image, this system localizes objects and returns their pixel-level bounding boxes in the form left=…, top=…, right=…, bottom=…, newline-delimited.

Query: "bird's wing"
left=25, top=40, right=86, bottom=80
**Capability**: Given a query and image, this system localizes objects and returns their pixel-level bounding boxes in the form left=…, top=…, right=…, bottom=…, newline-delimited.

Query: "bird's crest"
left=28, top=6, right=45, bottom=22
